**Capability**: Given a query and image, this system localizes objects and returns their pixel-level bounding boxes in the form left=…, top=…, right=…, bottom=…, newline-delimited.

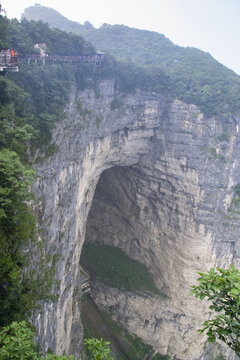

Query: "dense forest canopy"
left=0, top=12, right=102, bottom=327
left=23, top=5, right=240, bottom=118
left=8, top=17, right=95, bottom=56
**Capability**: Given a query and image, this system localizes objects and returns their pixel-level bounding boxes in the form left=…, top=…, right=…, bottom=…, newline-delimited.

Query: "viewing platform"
left=0, top=52, right=18, bottom=72
left=26, top=53, right=104, bottom=65
left=0, top=49, right=104, bottom=72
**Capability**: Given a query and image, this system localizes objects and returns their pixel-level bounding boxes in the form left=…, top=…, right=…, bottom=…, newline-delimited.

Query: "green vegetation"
left=2, top=4, right=240, bottom=359
left=0, top=321, right=40, bottom=360
left=0, top=321, right=113, bottom=360
left=0, top=10, right=8, bottom=48
left=82, top=244, right=160, bottom=295
left=74, top=98, right=92, bottom=117
left=0, top=77, right=42, bottom=326
left=233, top=184, right=240, bottom=198
left=1, top=2, right=160, bottom=336
left=82, top=296, right=152, bottom=360
left=8, top=17, right=95, bottom=56
left=226, top=185, right=240, bottom=224
left=45, top=143, right=59, bottom=157
left=152, top=354, right=170, bottom=360
left=215, top=129, right=229, bottom=143
left=102, top=308, right=152, bottom=358
left=84, top=338, right=113, bottom=360
left=110, top=97, right=123, bottom=110
left=215, top=355, right=225, bottom=360
left=230, top=184, right=240, bottom=207
left=0, top=74, right=59, bottom=326
left=24, top=5, right=240, bottom=118
left=208, top=147, right=225, bottom=161
left=191, top=265, right=240, bottom=356
left=0, top=9, right=101, bottom=327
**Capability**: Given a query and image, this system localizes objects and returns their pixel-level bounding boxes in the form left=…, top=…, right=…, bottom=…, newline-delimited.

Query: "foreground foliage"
left=0, top=321, right=40, bottom=360
left=192, top=265, right=240, bottom=356
left=0, top=321, right=113, bottom=360
left=84, top=338, right=113, bottom=360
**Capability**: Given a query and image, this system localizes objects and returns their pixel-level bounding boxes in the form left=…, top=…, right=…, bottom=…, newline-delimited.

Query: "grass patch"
left=229, top=184, right=240, bottom=209
left=209, top=147, right=225, bottom=161
left=152, top=354, right=171, bottom=360
left=74, top=98, right=92, bottom=116
left=214, top=355, right=225, bottom=360
left=101, top=309, right=123, bottom=337
left=127, top=336, right=152, bottom=359
left=233, top=184, right=240, bottom=197
left=102, top=308, right=152, bottom=358
left=82, top=318, right=93, bottom=340
left=215, top=130, right=229, bottom=143
left=81, top=244, right=160, bottom=295
left=45, top=143, right=59, bottom=157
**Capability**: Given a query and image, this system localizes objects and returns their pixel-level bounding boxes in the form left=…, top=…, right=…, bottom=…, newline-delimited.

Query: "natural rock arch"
left=33, top=81, right=240, bottom=359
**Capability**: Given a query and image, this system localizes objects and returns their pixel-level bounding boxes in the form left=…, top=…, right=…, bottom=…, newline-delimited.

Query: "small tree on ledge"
left=191, top=265, right=240, bottom=356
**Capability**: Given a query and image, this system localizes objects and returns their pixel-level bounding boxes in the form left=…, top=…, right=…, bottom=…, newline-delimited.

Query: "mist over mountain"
left=23, top=5, right=240, bottom=118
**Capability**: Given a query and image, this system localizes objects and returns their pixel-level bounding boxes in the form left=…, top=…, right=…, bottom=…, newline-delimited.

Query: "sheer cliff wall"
left=33, top=80, right=240, bottom=359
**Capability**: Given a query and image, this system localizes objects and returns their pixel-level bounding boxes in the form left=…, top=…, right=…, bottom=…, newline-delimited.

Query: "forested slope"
left=23, top=5, right=240, bottom=118
left=0, top=12, right=102, bottom=327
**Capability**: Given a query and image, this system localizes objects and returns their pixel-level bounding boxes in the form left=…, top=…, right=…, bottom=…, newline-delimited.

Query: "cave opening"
left=80, top=165, right=173, bottom=359
left=82, top=165, right=166, bottom=294
left=78, top=159, right=207, bottom=358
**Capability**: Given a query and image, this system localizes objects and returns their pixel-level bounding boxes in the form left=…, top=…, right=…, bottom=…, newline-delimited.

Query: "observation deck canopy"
left=0, top=52, right=18, bottom=72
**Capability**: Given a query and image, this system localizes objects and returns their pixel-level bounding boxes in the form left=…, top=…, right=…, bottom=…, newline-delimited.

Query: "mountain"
left=2, top=7, right=240, bottom=360
left=23, top=5, right=175, bottom=67
left=23, top=5, right=240, bottom=118
left=22, top=5, right=231, bottom=70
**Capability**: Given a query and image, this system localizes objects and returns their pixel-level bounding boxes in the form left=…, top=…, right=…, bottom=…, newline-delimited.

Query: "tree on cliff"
left=191, top=265, right=240, bottom=356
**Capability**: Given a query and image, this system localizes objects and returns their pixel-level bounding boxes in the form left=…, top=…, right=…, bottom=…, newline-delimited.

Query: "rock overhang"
left=33, top=80, right=240, bottom=359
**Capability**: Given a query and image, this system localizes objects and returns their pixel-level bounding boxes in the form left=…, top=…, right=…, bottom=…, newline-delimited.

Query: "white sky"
left=2, top=0, right=240, bottom=75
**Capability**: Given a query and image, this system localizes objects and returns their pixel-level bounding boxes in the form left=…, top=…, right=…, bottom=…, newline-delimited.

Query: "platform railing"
left=0, top=52, right=18, bottom=67
left=26, top=53, right=104, bottom=64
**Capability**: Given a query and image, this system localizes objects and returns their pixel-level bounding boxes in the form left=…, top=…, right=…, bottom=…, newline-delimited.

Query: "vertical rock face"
left=33, top=80, right=240, bottom=359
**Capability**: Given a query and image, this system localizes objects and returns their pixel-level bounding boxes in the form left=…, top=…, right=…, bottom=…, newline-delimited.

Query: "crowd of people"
left=0, top=49, right=18, bottom=66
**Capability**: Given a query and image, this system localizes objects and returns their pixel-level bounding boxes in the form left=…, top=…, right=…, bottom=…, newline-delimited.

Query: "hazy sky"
left=2, top=0, right=240, bottom=74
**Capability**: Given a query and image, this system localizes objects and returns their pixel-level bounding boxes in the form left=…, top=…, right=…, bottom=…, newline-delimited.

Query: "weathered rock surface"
left=33, top=80, right=240, bottom=359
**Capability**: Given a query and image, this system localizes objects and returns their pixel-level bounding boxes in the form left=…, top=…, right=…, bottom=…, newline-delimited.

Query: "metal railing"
left=0, top=51, right=105, bottom=72
left=0, top=52, right=18, bottom=67
left=26, top=53, right=104, bottom=64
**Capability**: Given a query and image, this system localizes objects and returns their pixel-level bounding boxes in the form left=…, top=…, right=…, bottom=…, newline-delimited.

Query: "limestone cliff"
left=33, top=79, right=240, bottom=359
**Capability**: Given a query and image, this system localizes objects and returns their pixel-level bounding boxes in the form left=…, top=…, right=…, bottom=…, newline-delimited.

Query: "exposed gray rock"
left=33, top=80, right=240, bottom=359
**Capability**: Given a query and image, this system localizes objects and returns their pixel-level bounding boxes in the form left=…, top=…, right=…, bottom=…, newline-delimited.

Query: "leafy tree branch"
left=191, top=265, right=240, bottom=356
